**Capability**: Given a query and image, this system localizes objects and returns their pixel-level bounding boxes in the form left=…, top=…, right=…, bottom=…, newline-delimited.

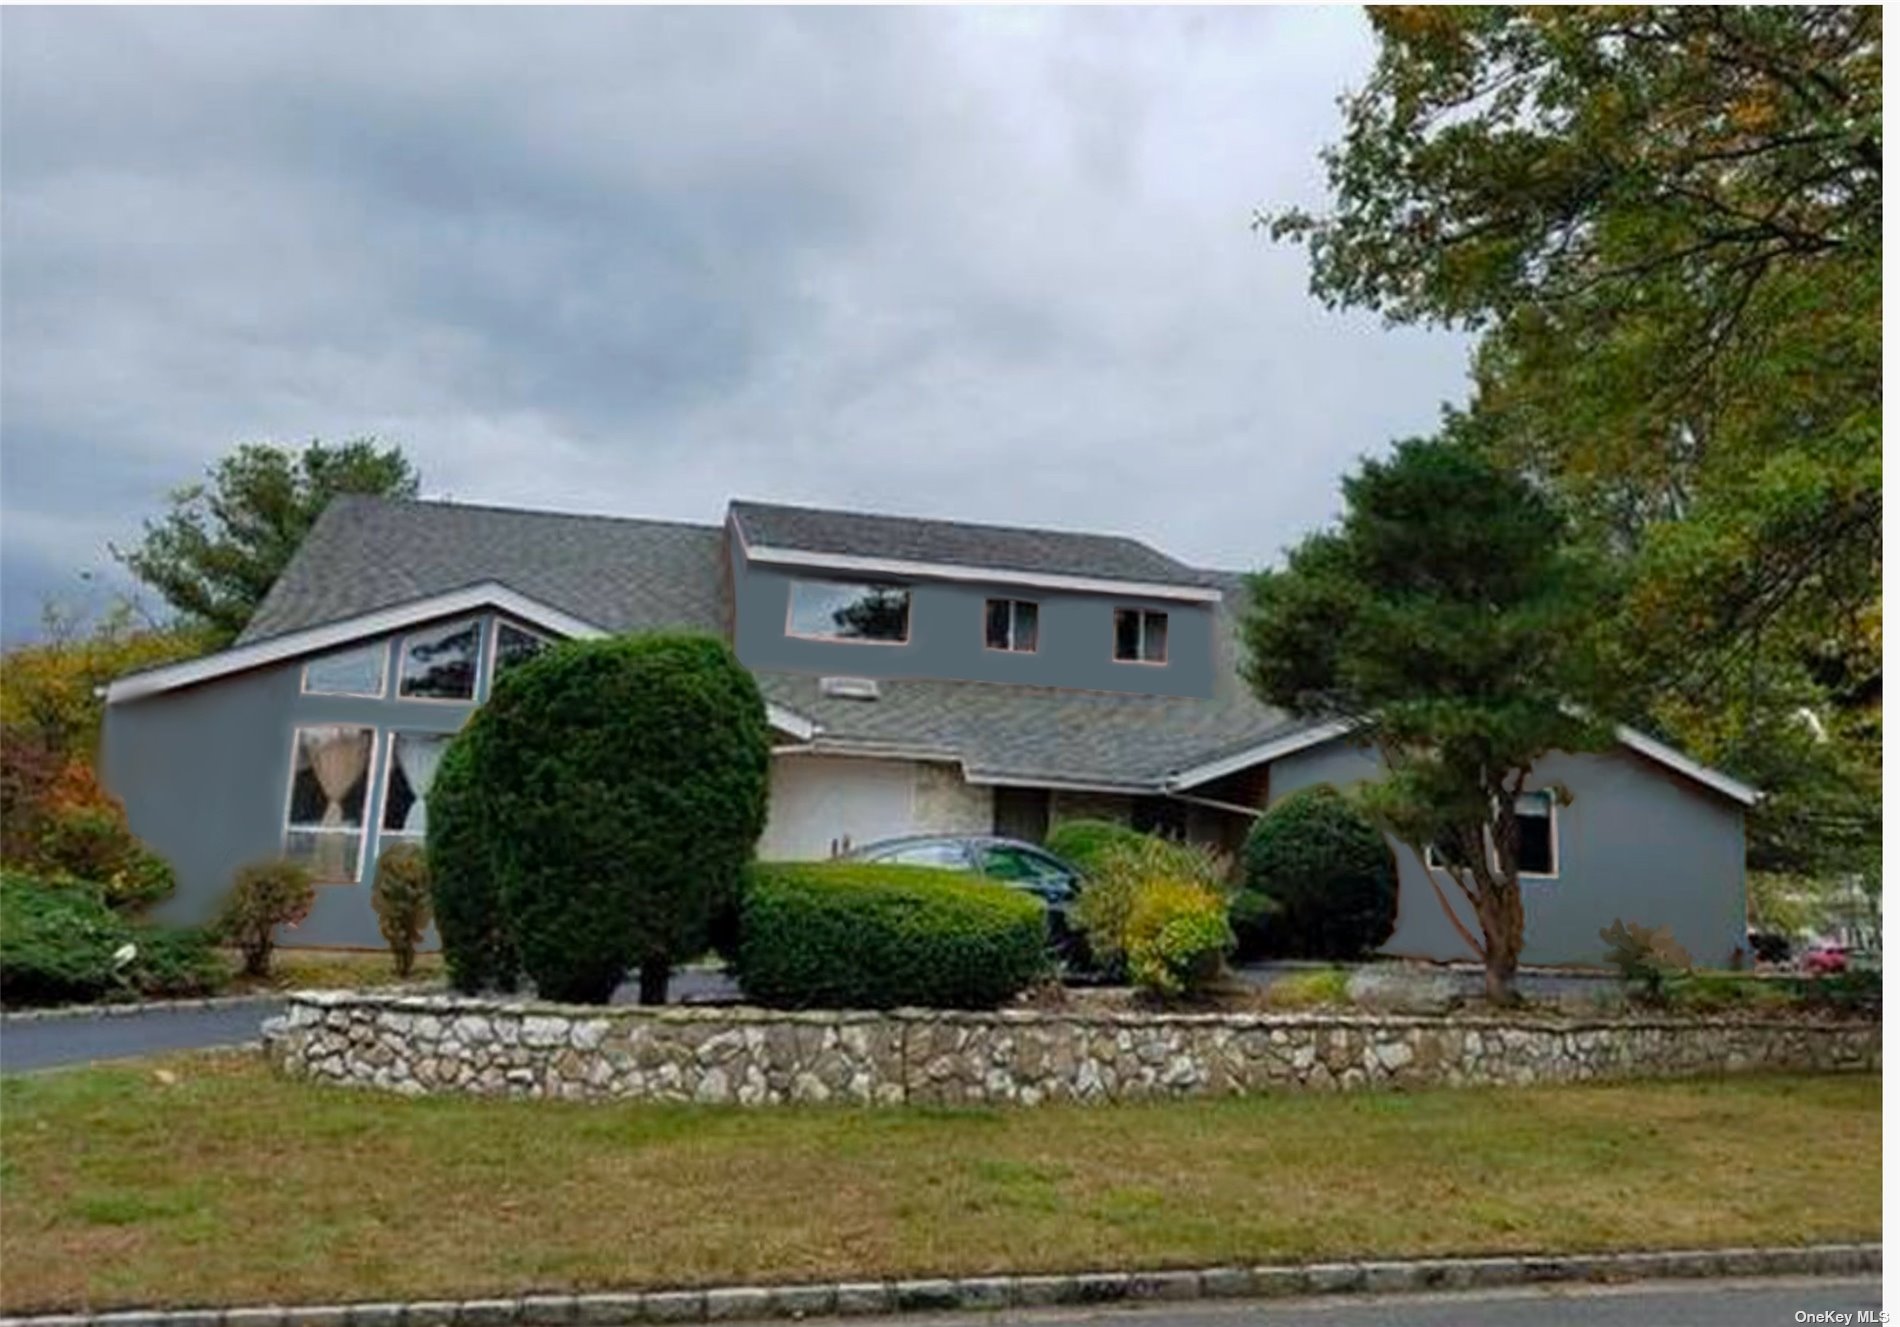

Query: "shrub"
left=1264, top=966, right=1353, bottom=1009
left=1124, top=878, right=1233, bottom=1001
left=737, top=862, right=1047, bottom=1009
left=1600, top=918, right=1693, bottom=1006
left=217, top=860, right=316, bottom=978
left=1238, top=786, right=1396, bottom=961
left=0, top=747, right=175, bottom=912
left=128, top=926, right=228, bottom=999
left=1044, top=819, right=1152, bottom=877
left=0, top=872, right=133, bottom=1006
left=426, top=734, right=517, bottom=994
left=1803, top=968, right=1881, bottom=1018
left=372, top=842, right=433, bottom=978
left=1072, top=835, right=1228, bottom=977
left=439, top=634, right=771, bottom=1004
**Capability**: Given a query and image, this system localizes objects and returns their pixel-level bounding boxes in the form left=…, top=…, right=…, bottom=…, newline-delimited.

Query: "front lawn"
left=0, top=1058, right=1877, bottom=1312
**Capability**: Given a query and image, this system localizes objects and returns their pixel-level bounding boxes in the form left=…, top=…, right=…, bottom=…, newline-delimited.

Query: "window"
left=491, top=621, right=552, bottom=685
left=787, top=580, right=911, bottom=643
left=871, top=840, right=970, bottom=869
left=398, top=618, right=481, bottom=700
left=380, top=732, right=452, bottom=841
left=302, top=643, right=386, bottom=697
left=979, top=844, right=1078, bottom=896
left=283, top=725, right=375, bottom=882
left=1113, top=608, right=1168, bottom=663
left=1515, top=792, right=1558, bottom=877
left=984, top=598, right=1039, bottom=653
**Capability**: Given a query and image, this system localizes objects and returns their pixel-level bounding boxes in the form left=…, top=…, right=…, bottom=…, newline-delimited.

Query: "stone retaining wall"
left=262, top=993, right=1878, bottom=1105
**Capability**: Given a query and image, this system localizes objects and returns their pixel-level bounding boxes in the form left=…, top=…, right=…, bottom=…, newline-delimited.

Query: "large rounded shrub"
left=427, top=733, right=518, bottom=994
left=1238, top=785, right=1397, bottom=960
left=736, top=862, right=1047, bottom=1009
left=1043, top=818, right=1151, bottom=877
left=436, top=633, right=771, bottom=1005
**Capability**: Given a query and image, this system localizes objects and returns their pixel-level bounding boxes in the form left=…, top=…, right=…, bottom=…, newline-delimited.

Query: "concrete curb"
left=1, top=994, right=287, bottom=1023
left=0, top=1243, right=1877, bottom=1324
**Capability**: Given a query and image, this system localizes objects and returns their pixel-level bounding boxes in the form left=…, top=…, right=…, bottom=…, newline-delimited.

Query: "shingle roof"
left=238, top=496, right=727, bottom=644
left=728, top=499, right=1209, bottom=588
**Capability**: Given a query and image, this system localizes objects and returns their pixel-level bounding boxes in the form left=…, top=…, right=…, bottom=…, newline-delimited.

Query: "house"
left=98, top=495, right=1759, bottom=966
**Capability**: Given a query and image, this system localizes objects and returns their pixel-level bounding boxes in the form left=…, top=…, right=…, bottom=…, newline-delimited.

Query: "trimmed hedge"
left=435, top=633, right=771, bottom=1004
left=736, top=862, right=1048, bottom=1009
left=427, top=733, right=517, bottom=994
left=1238, top=785, right=1397, bottom=960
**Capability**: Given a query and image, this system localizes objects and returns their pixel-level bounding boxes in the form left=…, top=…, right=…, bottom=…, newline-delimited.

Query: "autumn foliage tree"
left=1265, top=7, right=1880, bottom=885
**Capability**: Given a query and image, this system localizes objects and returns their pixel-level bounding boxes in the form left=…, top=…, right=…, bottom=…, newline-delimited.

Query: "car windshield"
left=870, top=841, right=970, bottom=870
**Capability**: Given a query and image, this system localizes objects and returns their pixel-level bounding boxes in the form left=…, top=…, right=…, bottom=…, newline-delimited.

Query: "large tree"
left=1266, top=7, right=1880, bottom=881
left=115, top=438, right=420, bottom=645
left=1243, top=437, right=1608, bottom=1002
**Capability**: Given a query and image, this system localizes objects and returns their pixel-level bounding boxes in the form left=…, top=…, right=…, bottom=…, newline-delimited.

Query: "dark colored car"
left=842, top=834, right=1091, bottom=966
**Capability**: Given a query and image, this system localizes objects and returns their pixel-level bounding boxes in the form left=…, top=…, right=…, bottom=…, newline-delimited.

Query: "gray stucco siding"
left=101, top=610, right=502, bottom=948
left=731, top=547, right=1216, bottom=698
left=1267, top=739, right=1748, bottom=969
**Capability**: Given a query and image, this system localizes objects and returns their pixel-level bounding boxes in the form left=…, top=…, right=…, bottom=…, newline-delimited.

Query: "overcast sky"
left=0, top=6, right=1469, bottom=643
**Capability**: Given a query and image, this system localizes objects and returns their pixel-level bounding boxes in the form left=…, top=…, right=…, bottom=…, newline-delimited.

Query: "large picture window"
left=380, top=732, right=453, bottom=841
left=399, top=618, right=481, bottom=700
left=1113, top=608, right=1168, bottom=664
left=284, top=725, right=375, bottom=882
left=786, top=580, right=911, bottom=643
left=302, top=643, right=386, bottom=697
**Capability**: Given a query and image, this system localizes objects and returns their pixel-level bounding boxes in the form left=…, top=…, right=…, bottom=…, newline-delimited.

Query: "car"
left=1802, top=941, right=1852, bottom=976
left=842, top=834, right=1092, bottom=966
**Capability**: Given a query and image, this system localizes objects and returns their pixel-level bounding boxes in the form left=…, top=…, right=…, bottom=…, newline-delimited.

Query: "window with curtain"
left=380, top=732, right=452, bottom=841
left=302, top=643, right=387, bottom=696
left=398, top=619, right=481, bottom=700
left=284, top=725, right=375, bottom=882
left=491, top=621, right=552, bottom=685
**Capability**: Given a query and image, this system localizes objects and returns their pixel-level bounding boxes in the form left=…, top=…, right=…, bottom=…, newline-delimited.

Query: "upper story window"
left=491, top=621, right=553, bottom=686
left=1515, top=791, right=1558, bottom=877
left=398, top=618, right=481, bottom=701
left=985, top=598, right=1039, bottom=653
left=302, top=643, right=386, bottom=697
left=787, top=580, right=911, bottom=644
left=1113, top=608, right=1168, bottom=664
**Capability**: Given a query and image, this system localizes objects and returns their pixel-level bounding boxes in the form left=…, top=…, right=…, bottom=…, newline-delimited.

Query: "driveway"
left=0, top=967, right=746, bottom=1074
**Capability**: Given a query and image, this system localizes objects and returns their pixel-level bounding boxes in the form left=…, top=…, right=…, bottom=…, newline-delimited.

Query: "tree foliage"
left=1266, top=7, right=1880, bottom=882
left=115, top=438, right=420, bottom=645
left=1242, top=437, right=1606, bottom=1000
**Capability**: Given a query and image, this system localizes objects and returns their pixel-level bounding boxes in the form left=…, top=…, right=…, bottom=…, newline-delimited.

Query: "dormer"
left=724, top=500, right=1221, bottom=698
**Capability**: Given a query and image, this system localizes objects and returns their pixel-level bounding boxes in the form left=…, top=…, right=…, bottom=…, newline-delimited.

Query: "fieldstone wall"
left=263, top=993, right=1878, bottom=1105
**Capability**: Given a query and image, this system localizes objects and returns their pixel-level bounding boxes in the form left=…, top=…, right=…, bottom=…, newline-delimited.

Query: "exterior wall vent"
left=819, top=676, right=881, bottom=701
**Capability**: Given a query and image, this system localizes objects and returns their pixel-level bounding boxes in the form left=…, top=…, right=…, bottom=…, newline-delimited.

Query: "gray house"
left=100, top=495, right=1758, bottom=964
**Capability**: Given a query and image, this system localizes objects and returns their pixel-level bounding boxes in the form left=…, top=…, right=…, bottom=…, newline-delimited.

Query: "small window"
left=492, top=621, right=552, bottom=684
left=283, top=725, right=375, bottom=882
left=1515, top=792, right=1558, bottom=877
left=302, top=643, right=386, bottom=697
left=787, top=580, right=911, bottom=643
left=984, top=599, right=1039, bottom=653
left=398, top=618, right=481, bottom=701
left=380, top=732, right=453, bottom=840
left=1113, top=608, right=1168, bottom=663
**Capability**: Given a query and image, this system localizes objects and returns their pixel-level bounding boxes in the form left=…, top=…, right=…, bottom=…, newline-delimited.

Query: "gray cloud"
left=1, top=7, right=1469, bottom=642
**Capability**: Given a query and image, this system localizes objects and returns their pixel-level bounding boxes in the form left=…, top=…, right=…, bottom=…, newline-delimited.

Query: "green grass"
left=225, top=948, right=446, bottom=993
left=0, top=1057, right=1877, bottom=1312
left=1262, top=966, right=1353, bottom=1008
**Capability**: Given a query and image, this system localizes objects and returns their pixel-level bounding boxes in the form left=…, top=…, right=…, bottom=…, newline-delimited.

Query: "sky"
left=0, top=6, right=1470, bottom=644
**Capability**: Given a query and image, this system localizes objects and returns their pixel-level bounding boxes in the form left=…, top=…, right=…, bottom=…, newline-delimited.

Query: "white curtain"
left=396, top=735, right=449, bottom=834
left=308, top=729, right=370, bottom=828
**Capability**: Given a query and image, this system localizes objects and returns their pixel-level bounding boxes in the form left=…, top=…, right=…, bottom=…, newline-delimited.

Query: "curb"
left=1, top=994, right=287, bottom=1024
left=0, top=1243, right=1878, bottom=1324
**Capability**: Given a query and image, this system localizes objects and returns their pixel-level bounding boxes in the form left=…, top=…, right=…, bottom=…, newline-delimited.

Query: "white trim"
left=298, top=641, right=389, bottom=700
left=1165, top=719, right=1356, bottom=790
left=1512, top=790, right=1560, bottom=880
left=744, top=543, right=1223, bottom=604
left=104, top=583, right=604, bottom=704
left=1613, top=724, right=1762, bottom=806
left=102, top=581, right=824, bottom=742
left=1165, top=716, right=1760, bottom=808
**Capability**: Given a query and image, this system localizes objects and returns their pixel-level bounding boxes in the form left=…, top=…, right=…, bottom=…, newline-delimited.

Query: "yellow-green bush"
left=1124, top=878, right=1233, bottom=1000
left=1072, top=835, right=1228, bottom=976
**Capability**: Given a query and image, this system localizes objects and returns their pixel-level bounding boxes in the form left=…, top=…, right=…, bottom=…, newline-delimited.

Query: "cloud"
left=0, top=6, right=1469, bottom=642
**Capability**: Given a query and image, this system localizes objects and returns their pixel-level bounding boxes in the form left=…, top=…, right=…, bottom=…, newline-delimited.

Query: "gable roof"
left=729, top=499, right=1216, bottom=596
left=239, top=496, right=726, bottom=645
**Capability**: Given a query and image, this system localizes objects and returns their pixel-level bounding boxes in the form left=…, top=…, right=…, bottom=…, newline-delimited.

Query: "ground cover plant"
left=0, top=872, right=224, bottom=1007
left=0, top=1058, right=1877, bottom=1311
